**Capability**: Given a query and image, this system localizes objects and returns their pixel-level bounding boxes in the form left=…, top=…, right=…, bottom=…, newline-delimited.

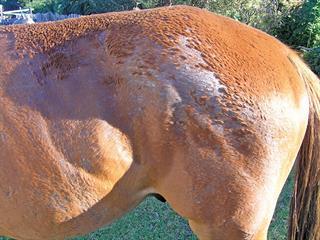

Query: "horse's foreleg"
left=54, top=162, right=153, bottom=239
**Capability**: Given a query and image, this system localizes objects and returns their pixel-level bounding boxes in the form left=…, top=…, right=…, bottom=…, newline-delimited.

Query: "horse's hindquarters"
left=152, top=65, right=309, bottom=239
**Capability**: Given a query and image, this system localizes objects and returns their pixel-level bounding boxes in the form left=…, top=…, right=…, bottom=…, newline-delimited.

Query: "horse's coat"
left=0, top=6, right=319, bottom=240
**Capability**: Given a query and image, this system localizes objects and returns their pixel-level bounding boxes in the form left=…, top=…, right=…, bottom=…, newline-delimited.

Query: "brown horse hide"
left=0, top=6, right=319, bottom=240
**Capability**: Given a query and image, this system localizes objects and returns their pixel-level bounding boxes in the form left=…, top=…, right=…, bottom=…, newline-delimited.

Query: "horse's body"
left=0, top=6, right=319, bottom=240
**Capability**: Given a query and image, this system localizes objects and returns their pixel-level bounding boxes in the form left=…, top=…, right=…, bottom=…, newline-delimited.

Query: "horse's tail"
left=288, top=54, right=320, bottom=240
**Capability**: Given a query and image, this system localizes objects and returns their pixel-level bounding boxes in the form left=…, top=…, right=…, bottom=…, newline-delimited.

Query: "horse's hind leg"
left=188, top=219, right=268, bottom=240
left=153, top=129, right=291, bottom=240
left=155, top=150, right=278, bottom=240
left=188, top=221, right=215, bottom=240
left=253, top=224, right=268, bottom=240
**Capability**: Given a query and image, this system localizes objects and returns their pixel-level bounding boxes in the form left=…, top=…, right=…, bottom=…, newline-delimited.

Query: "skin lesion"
left=40, top=51, right=80, bottom=81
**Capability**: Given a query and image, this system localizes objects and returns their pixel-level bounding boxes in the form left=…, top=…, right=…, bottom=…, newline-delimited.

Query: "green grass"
left=268, top=174, right=294, bottom=240
left=0, top=176, right=294, bottom=240
left=72, top=197, right=196, bottom=240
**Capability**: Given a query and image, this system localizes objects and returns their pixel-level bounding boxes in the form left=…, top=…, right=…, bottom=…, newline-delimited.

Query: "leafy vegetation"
left=274, top=0, right=320, bottom=75
left=275, top=0, right=320, bottom=49
left=304, top=47, right=320, bottom=75
left=0, top=0, right=20, bottom=10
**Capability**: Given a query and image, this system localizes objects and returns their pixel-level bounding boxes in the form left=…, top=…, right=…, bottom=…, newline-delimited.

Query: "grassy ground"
left=268, top=174, right=294, bottom=240
left=0, top=175, right=293, bottom=240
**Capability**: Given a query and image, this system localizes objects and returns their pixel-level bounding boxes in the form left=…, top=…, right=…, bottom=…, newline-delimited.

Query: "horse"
left=0, top=5, right=319, bottom=240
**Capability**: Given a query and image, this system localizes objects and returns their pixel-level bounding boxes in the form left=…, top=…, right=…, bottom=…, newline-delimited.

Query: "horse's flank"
left=0, top=5, right=316, bottom=240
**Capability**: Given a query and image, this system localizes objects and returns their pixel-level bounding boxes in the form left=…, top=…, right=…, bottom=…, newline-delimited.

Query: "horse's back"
left=0, top=6, right=310, bottom=240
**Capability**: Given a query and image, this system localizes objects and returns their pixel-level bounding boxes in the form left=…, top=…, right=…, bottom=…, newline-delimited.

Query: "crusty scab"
left=0, top=5, right=269, bottom=56
left=0, top=6, right=196, bottom=55
left=0, top=4, right=297, bottom=102
left=0, top=5, right=300, bottom=153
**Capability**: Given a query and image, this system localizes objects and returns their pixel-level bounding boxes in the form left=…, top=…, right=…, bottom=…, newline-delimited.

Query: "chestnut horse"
left=0, top=6, right=319, bottom=240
